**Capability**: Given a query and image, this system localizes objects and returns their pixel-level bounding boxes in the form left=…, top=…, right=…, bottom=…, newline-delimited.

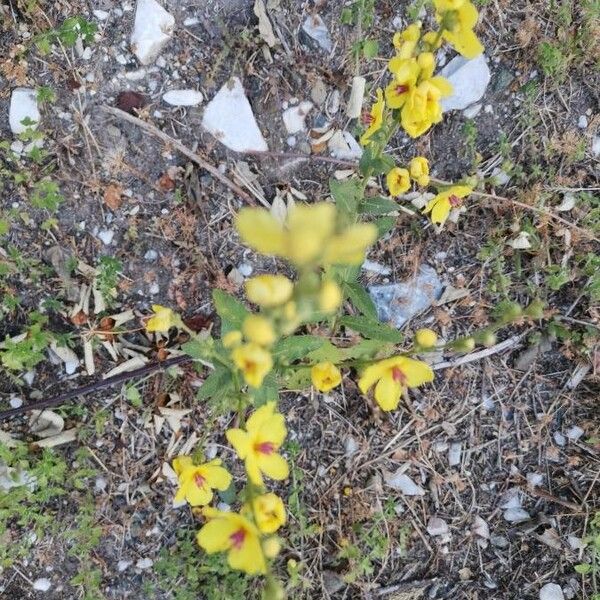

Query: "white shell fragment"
left=9, top=88, right=40, bottom=134
left=162, top=90, right=203, bottom=106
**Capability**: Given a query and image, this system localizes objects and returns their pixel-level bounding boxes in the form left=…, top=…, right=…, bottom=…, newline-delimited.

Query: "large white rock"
left=441, top=54, right=491, bottom=112
left=162, top=89, right=203, bottom=106
left=131, top=0, right=175, bottom=65
left=202, top=77, right=268, bottom=152
left=540, top=583, right=564, bottom=600
left=9, top=88, right=40, bottom=134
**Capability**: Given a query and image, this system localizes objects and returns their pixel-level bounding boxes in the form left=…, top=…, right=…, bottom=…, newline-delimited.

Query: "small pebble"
left=144, top=249, right=158, bottom=261
left=426, top=517, right=449, bottom=536
left=149, top=282, right=160, bottom=295
left=553, top=431, right=566, bottom=447
left=9, top=396, right=23, bottom=408
left=238, top=263, right=253, bottom=277
left=136, top=558, right=153, bottom=570
left=33, top=578, right=52, bottom=592
left=566, top=425, right=584, bottom=441
left=97, top=229, right=114, bottom=245
left=577, top=115, right=588, bottom=129
left=117, top=560, right=132, bottom=572
left=540, top=583, right=565, bottom=600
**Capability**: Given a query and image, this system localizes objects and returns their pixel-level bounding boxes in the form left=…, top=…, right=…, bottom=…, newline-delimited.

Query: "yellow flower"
left=436, top=0, right=484, bottom=59
left=417, top=51, right=436, bottom=80
left=311, top=362, right=342, bottom=392
left=249, top=493, right=286, bottom=534
left=358, top=356, right=434, bottom=411
left=415, top=328, right=438, bottom=348
left=434, top=0, right=466, bottom=10
left=386, top=167, right=411, bottom=196
left=245, top=275, right=294, bottom=307
left=232, top=343, right=273, bottom=388
left=319, top=280, right=342, bottom=313
left=172, top=456, right=232, bottom=507
left=400, top=77, right=452, bottom=138
left=197, top=507, right=266, bottom=575
left=263, top=537, right=281, bottom=558
left=242, top=315, right=276, bottom=347
left=145, top=304, right=179, bottom=333
left=409, top=156, right=430, bottom=187
left=360, top=88, right=385, bottom=146
left=392, top=22, right=422, bottom=59
left=236, top=203, right=335, bottom=266
left=422, top=31, right=443, bottom=50
left=223, top=330, right=242, bottom=348
left=226, top=402, right=289, bottom=486
left=423, top=185, right=472, bottom=225
left=323, top=224, right=378, bottom=265
left=385, top=59, right=420, bottom=108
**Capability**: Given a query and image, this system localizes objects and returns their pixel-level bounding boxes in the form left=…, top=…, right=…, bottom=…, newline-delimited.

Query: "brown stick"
left=100, top=105, right=256, bottom=206
left=0, top=355, right=191, bottom=421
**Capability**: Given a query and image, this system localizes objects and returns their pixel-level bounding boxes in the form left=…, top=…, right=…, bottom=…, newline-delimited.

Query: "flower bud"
left=452, top=337, right=475, bottom=352
left=524, top=299, right=545, bottom=319
left=242, top=315, right=276, bottom=347
left=263, top=537, right=281, bottom=559
left=262, top=578, right=285, bottom=600
left=223, top=330, right=242, bottom=349
left=319, top=280, right=342, bottom=313
left=415, top=328, right=438, bottom=348
left=479, top=331, right=496, bottom=347
left=501, top=302, right=522, bottom=321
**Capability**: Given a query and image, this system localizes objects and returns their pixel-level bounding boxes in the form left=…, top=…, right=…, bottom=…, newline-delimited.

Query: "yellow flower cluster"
left=434, top=0, right=484, bottom=60
left=386, top=156, right=430, bottom=196
left=172, top=402, right=289, bottom=576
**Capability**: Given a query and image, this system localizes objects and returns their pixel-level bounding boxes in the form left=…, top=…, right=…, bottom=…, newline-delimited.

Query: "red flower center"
left=255, top=441, right=275, bottom=455
left=229, top=528, right=246, bottom=550
left=193, top=473, right=205, bottom=488
left=395, top=84, right=409, bottom=95
left=362, top=112, right=375, bottom=125
left=391, top=367, right=407, bottom=384
left=448, top=194, right=461, bottom=207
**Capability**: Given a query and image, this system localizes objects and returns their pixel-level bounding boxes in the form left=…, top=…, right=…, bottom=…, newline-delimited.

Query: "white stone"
left=282, top=101, right=313, bottom=134
left=97, top=229, right=114, bottom=245
left=131, top=0, right=174, bottom=65
left=472, top=516, right=490, bottom=539
left=343, top=436, right=359, bottom=457
left=10, top=140, right=24, bottom=154
left=540, top=583, right=565, bottom=600
left=302, top=14, right=332, bottom=52
left=526, top=472, right=544, bottom=488
left=32, top=578, right=52, bottom=592
left=426, top=517, right=449, bottom=536
left=362, top=260, right=391, bottom=275
left=93, top=9, right=110, bottom=20
left=183, top=17, right=200, bottom=26
left=9, top=396, right=23, bottom=408
left=566, top=425, right=584, bottom=441
left=441, top=54, right=491, bottom=112
left=144, top=249, right=158, bottom=261
left=554, top=431, right=566, bottom=446
left=149, top=282, right=160, bottom=295
left=162, top=89, right=203, bottom=106
left=384, top=469, right=426, bottom=496
left=238, top=262, right=253, bottom=277
left=463, top=103, right=482, bottom=119
left=136, top=557, right=153, bottom=570
left=202, top=77, right=268, bottom=152
left=9, top=88, right=40, bottom=134
left=117, top=560, right=132, bottom=572
left=592, top=136, right=600, bottom=157
left=448, top=442, right=462, bottom=466
left=328, top=129, right=363, bottom=159
left=578, top=115, right=588, bottom=129
left=503, top=507, right=531, bottom=523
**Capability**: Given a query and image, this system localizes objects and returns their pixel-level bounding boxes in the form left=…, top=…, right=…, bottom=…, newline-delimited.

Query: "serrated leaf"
left=252, top=371, right=278, bottom=406
left=272, top=335, right=325, bottom=363
left=344, top=281, right=377, bottom=320
left=196, top=367, right=232, bottom=401
left=340, top=315, right=403, bottom=343
left=359, top=148, right=396, bottom=176
left=375, top=216, right=396, bottom=238
left=181, top=339, right=211, bottom=360
left=575, top=563, right=592, bottom=574
left=329, top=178, right=362, bottom=221
left=284, top=367, right=312, bottom=390
left=362, top=39, right=379, bottom=59
left=359, top=196, right=398, bottom=215
left=213, top=289, right=248, bottom=333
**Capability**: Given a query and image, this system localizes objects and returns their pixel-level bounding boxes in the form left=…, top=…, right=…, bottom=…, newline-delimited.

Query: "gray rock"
left=492, top=67, right=514, bottom=92
left=32, top=578, right=52, bottom=592
left=577, top=115, right=588, bottom=129
left=592, top=136, right=600, bottom=157
left=426, top=517, right=449, bottom=536
left=369, top=265, right=443, bottom=328
left=131, top=0, right=174, bottom=65
left=9, top=88, right=40, bottom=134
left=540, top=583, right=565, bottom=600
left=202, top=77, right=268, bottom=152
left=441, top=54, right=491, bottom=112
left=302, top=14, right=332, bottom=52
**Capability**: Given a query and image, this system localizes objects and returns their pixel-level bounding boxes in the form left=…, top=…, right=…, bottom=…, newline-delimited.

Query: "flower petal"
left=227, top=530, right=266, bottom=575
left=197, top=518, right=238, bottom=553
left=235, top=208, right=286, bottom=256
left=226, top=429, right=250, bottom=459
left=172, top=455, right=193, bottom=476
left=374, top=373, right=402, bottom=411
left=202, top=462, right=233, bottom=491
left=396, top=357, right=434, bottom=388
left=257, top=452, right=289, bottom=481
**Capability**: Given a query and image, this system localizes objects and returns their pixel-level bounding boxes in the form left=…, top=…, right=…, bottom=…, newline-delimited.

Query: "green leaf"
left=359, top=196, right=398, bottom=215
left=329, top=178, right=362, bottom=221
left=575, top=563, right=592, bottom=575
left=272, top=335, right=325, bottom=363
left=252, top=371, right=278, bottom=406
left=213, top=289, right=248, bottom=333
left=340, top=315, right=403, bottom=343
left=359, top=147, right=396, bottom=177
left=196, top=367, right=232, bottom=401
left=181, top=339, right=212, bottom=360
left=307, top=339, right=388, bottom=364
left=362, top=39, right=379, bottom=59
left=0, top=219, right=9, bottom=236
left=375, top=216, right=396, bottom=238
left=340, top=7, right=354, bottom=24
left=125, top=385, right=142, bottom=407
left=284, top=367, right=312, bottom=390
left=344, top=281, right=377, bottom=320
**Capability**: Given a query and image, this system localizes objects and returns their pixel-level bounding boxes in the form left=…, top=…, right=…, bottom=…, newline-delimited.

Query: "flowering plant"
left=143, top=4, right=544, bottom=596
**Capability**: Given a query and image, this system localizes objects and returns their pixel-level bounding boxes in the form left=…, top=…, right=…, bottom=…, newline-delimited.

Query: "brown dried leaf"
left=157, top=172, right=176, bottom=192
left=103, top=183, right=123, bottom=211
left=116, top=91, right=146, bottom=114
